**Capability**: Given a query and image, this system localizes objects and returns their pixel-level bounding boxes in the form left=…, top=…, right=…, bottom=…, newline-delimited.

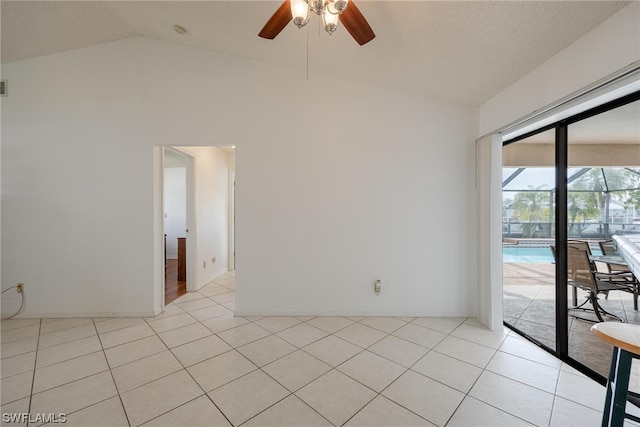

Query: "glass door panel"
left=503, top=129, right=557, bottom=351
left=567, top=100, right=640, bottom=381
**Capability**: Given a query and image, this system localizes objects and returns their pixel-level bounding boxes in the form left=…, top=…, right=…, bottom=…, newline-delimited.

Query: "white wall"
left=180, top=146, right=229, bottom=288
left=480, top=2, right=640, bottom=135
left=164, top=166, right=186, bottom=258
left=1, top=37, right=478, bottom=317
left=226, top=150, right=236, bottom=271
left=235, top=97, right=478, bottom=316
left=2, top=43, right=153, bottom=316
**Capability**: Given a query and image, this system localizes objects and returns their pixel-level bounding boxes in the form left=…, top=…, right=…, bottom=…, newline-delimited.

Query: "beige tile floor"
left=2, top=271, right=640, bottom=427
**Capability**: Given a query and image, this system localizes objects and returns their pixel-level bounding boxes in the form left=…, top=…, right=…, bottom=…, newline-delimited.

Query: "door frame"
left=159, top=147, right=197, bottom=310
left=501, top=90, right=640, bottom=384
left=229, top=171, right=235, bottom=271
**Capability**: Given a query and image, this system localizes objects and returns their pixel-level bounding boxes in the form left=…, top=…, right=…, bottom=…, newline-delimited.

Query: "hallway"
left=165, top=259, right=186, bottom=305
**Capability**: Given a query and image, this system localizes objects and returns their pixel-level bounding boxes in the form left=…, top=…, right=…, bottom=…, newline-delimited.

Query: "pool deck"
left=503, top=261, right=639, bottom=392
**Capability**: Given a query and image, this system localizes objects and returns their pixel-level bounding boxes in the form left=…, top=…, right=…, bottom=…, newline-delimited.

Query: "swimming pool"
left=503, top=246, right=554, bottom=263
left=503, top=245, right=603, bottom=262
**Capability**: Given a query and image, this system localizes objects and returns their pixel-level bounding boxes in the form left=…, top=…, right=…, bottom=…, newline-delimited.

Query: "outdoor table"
left=613, top=235, right=640, bottom=279
left=589, top=255, right=627, bottom=265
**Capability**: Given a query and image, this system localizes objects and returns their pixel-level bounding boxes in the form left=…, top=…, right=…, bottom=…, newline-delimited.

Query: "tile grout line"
left=306, top=322, right=466, bottom=426
left=372, top=325, right=529, bottom=427
left=211, top=323, right=313, bottom=404
left=9, top=314, right=544, bottom=423
left=5, top=269, right=612, bottom=427
left=35, top=332, right=99, bottom=352
left=241, top=345, right=339, bottom=426
left=375, top=326, right=463, bottom=427
left=186, top=311, right=398, bottom=426
left=14, top=320, right=558, bottom=427
left=90, top=318, right=132, bottom=427
left=0, top=326, right=42, bottom=345
left=445, top=353, right=539, bottom=427
left=336, top=358, right=419, bottom=427
left=480, top=347, right=587, bottom=400
left=25, top=318, right=42, bottom=427
left=139, top=311, right=236, bottom=426
left=237, top=392, right=334, bottom=427
left=338, top=322, right=474, bottom=427
left=184, top=306, right=499, bottom=427
left=251, top=330, right=374, bottom=427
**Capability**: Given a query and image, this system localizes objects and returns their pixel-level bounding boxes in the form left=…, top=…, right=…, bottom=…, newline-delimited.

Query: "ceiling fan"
left=259, top=0, right=375, bottom=46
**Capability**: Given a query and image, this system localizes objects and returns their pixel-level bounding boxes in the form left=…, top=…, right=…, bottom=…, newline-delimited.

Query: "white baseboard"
left=233, top=309, right=477, bottom=318
left=9, top=311, right=158, bottom=319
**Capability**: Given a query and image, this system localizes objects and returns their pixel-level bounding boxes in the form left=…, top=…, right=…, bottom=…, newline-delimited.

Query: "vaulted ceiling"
left=1, top=1, right=630, bottom=106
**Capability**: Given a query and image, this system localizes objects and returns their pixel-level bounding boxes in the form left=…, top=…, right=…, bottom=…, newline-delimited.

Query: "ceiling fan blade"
left=339, top=1, right=375, bottom=45
left=259, top=1, right=293, bottom=39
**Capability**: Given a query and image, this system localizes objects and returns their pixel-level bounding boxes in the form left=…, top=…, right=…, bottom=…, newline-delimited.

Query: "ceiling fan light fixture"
left=259, top=0, right=374, bottom=45
left=333, top=0, right=349, bottom=13
left=322, top=8, right=339, bottom=34
left=291, top=0, right=311, bottom=28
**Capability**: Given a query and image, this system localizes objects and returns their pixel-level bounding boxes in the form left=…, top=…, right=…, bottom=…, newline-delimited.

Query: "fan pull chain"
left=306, top=24, right=309, bottom=80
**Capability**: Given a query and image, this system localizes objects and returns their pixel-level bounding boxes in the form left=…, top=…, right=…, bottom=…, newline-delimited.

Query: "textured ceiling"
left=0, top=1, right=631, bottom=106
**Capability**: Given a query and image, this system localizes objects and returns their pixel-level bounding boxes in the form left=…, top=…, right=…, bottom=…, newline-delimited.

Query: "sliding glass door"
left=566, top=99, right=640, bottom=380
left=502, top=129, right=557, bottom=351
left=502, top=92, right=640, bottom=382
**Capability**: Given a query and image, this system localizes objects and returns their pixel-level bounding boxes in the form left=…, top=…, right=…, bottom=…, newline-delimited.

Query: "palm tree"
left=570, top=169, right=606, bottom=218
left=512, top=186, right=550, bottom=237
left=567, top=192, right=599, bottom=236
left=570, top=168, right=640, bottom=233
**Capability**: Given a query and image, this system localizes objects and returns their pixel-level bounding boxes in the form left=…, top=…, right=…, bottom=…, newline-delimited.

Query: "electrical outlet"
left=211, top=257, right=216, bottom=264
left=203, top=261, right=206, bottom=269
left=16, top=283, right=23, bottom=293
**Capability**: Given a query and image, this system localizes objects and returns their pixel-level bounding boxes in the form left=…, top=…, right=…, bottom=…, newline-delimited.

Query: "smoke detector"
left=173, top=25, right=187, bottom=35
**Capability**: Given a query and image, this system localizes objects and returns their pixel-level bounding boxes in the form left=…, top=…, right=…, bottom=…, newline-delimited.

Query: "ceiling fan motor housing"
left=310, top=0, right=325, bottom=15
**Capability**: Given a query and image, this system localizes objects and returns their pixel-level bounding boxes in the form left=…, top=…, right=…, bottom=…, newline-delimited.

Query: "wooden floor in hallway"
left=165, top=258, right=186, bottom=305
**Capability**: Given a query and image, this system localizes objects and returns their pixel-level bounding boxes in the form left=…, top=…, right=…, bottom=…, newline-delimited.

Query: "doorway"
left=163, top=148, right=193, bottom=304
left=158, top=145, right=236, bottom=309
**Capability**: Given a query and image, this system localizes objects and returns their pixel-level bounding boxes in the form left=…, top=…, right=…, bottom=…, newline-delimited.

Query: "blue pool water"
left=503, top=244, right=603, bottom=262
left=503, top=246, right=554, bottom=263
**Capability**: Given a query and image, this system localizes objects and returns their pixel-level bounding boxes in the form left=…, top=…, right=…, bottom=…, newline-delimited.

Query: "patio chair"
left=599, top=240, right=633, bottom=274
left=551, top=245, right=577, bottom=307
left=552, top=241, right=598, bottom=307
left=568, top=239, right=601, bottom=273
left=598, top=240, right=639, bottom=311
left=568, top=239, right=635, bottom=303
left=568, top=240, right=592, bottom=256
left=567, top=246, right=637, bottom=322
